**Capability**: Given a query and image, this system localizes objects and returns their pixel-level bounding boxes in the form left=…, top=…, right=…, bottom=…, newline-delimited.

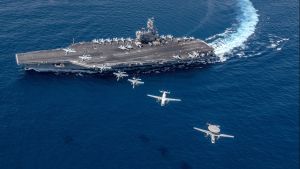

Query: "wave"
left=207, top=0, right=259, bottom=62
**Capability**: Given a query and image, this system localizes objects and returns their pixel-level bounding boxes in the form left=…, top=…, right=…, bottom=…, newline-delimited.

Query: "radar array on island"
left=16, top=18, right=216, bottom=74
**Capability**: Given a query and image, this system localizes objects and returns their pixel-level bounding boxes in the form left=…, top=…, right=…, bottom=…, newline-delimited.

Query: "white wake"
left=207, top=0, right=259, bottom=62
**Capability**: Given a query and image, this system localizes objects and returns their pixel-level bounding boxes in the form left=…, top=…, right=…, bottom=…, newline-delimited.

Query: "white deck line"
left=15, top=54, right=19, bottom=65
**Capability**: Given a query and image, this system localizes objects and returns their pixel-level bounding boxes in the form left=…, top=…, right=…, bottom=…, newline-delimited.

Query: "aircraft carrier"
left=16, top=18, right=217, bottom=74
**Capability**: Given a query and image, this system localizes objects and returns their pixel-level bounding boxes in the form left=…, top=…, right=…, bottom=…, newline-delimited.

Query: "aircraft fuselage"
left=160, top=92, right=167, bottom=106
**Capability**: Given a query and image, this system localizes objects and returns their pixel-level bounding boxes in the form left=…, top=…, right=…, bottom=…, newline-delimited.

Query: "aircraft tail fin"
left=160, top=90, right=170, bottom=94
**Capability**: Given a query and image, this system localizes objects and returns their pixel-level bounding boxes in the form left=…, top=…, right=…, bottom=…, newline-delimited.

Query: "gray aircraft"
left=193, top=123, right=234, bottom=144
left=62, top=48, right=76, bottom=55
left=78, top=54, right=92, bottom=61
left=113, top=71, right=129, bottom=81
left=118, top=45, right=129, bottom=50
left=128, top=77, right=144, bottom=88
left=147, top=90, right=181, bottom=106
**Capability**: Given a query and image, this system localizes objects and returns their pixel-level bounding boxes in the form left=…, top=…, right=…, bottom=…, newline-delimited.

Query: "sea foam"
left=207, top=0, right=259, bottom=61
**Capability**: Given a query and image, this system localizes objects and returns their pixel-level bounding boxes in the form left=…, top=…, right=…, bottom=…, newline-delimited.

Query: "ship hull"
left=21, top=57, right=216, bottom=75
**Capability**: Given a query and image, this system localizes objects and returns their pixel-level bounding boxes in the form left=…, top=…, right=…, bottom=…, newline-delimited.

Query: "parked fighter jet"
left=78, top=54, right=92, bottom=61
left=118, top=45, right=129, bottom=50
left=62, top=48, right=76, bottom=55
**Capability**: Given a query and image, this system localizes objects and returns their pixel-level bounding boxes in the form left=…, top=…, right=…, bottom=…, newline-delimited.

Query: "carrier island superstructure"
left=16, top=18, right=217, bottom=74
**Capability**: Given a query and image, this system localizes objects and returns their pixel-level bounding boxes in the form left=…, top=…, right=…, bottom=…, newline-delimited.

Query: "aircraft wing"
left=147, top=94, right=162, bottom=100
left=219, top=134, right=234, bottom=138
left=193, top=127, right=210, bottom=135
left=165, top=98, right=181, bottom=102
left=128, top=79, right=134, bottom=83
left=136, top=81, right=144, bottom=84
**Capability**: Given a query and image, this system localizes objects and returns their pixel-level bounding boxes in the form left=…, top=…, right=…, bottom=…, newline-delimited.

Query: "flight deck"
left=16, top=18, right=216, bottom=74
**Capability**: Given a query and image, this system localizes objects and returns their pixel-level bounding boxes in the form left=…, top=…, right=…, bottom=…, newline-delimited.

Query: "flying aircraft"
left=113, top=71, right=128, bottom=81
left=147, top=90, right=181, bottom=106
left=193, top=123, right=234, bottom=144
left=128, top=77, right=144, bottom=88
left=62, top=48, right=76, bottom=55
left=118, top=45, right=129, bottom=50
left=78, top=54, right=92, bottom=61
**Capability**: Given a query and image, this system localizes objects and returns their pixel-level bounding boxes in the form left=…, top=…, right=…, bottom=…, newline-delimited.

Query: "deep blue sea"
left=0, top=0, right=299, bottom=169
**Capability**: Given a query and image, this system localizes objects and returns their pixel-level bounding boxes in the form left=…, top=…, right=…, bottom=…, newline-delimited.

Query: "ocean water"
left=0, top=0, right=299, bottom=169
